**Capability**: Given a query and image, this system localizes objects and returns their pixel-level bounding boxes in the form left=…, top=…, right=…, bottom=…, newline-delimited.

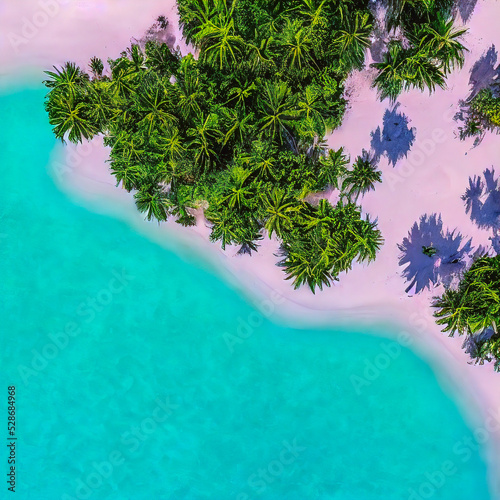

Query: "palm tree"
left=206, top=207, right=240, bottom=249
left=251, top=156, right=277, bottom=182
left=342, top=151, right=382, bottom=202
left=224, top=78, right=257, bottom=112
left=89, top=57, right=104, bottom=80
left=193, top=0, right=245, bottom=69
left=403, top=50, right=446, bottom=94
left=262, top=188, right=301, bottom=239
left=318, top=147, right=349, bottom=190
left=334, top=12, right=372, bottom=71
left=371, top=41, right=408, bottom=101
left=279, top=19, right=316, bottom=72
left=385, top=0, right=435, bottom=30
left=350, top=215, right=384, bottom=263
left=157, top=127, right=186, bottom=160
left=258, top=81, right=299, bottom=144
left=299, top=0, right=328, bottom=28
left=134, top=77, right=177, bottom=135
left=221, top=108, right=254, bottom=146
left=45, top=93, right=97, bottom=143
left=109, top=66, right=137, bottom=99
left=127, top=44, right=148, bottom=73
left=86, top=81, right=115, bottom=129
left=109, top=159, right=143, bottom=191
left=281, top=243, right=334, bottom=293
left=413, top=16, right=468, bottom=74
left=433, top=256, right=500, bottom=335
left=44, top=62, right=89, bottom=98
left=134, top=182, right=170, bottom=222
left=145, top=40, right=180, bottom=76
left=297, top=84, right=328, bottom=137
left=178, top=67, right=206, bottom=120
left=221, top=167, right=254, bottom=211
left=187, top=113, right=223, bottom=173
left=111, top=132, right=145, bottom=162
left=371, top=41, right=445, bottom=101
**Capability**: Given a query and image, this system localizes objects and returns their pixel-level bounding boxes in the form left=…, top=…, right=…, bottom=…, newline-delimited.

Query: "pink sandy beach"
left=2, top=0, right=500, bottom=496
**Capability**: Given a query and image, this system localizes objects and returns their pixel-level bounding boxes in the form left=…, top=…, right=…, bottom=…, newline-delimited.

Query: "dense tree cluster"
left=44, top=0, right=387, bottom=293
left=43, top=0, right=468, bottom=292
left=433, top=255, right=500, bottom=371
left=372, top=0, right=467, bottom=101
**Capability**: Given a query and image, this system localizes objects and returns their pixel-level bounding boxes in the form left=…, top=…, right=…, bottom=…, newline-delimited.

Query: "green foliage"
left=458, top=88, right=500, bottom=141
left=372, top=5, right=467, bottom=101
left=342, top=150, right=382, bottom=202
left=43, top=4, right=385, bottom=292
left=279, top=200, right=383, bottom=293
left=433, top=255, right=500, bottom=370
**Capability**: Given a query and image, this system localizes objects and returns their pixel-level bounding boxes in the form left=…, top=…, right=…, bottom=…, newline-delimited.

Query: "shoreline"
left=2, top=0, right=500, bottom=496
left=51, top=133, right=500, bottom=498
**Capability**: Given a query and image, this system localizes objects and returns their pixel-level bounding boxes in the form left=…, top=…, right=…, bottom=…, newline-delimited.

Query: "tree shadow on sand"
left=462, top=167, right=500, bottom=230
left=398, top=214, right=475, bottom=294
left=370, top=104, right=416, bottom=166
left=453, top=0, right=479, bottom=23
left=467, top=45, right=500, bottom=99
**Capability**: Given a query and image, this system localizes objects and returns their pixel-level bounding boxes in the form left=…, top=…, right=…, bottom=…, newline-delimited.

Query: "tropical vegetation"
left=372, top=1, right=468, bottom=101
left=43, top=0, right=391, bottom=293
left=458, top=87, right=500, bottom=142
left=433, top=255, right=500, bottom=371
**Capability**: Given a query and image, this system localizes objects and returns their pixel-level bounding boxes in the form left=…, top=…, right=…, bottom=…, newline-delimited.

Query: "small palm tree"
left=371, top=41, right=407, bottom=101
left=89, top=57, right=104, bottom=79
left=187, top=113, right=223, bottom=173
left=258, top=81, right=299, bottom=144
left=299, top=0, right=328, bottom=28
left=194, top=0, right=245, bottom=69
left=262, top=188, right=301, bottom=239
left=44, top=62, right=89, bottom=98
left=413, top=16, right=468, bottom=74
left=134, top=182, right=170, bottom=222
left=297, top=84, right=329, bottom=137
left=45, top=93, right=97, bottom=143
left=222, top=167, right=254, bottom=211
left=279, top=19, right=316, bottom=72
left=318, top=147, right=350, bottom=190
left=134, top=77, right=177, bottom=135
left=222, top=108, right=255, bottom=146
left=342, top=150, right=382, bottom=202
left=334, top=12, right=372, bottom=71
left=372, top=41, right=445, bottom=101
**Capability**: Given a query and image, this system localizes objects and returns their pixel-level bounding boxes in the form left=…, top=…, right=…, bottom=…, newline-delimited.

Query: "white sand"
left=2, top=0, right=500, bottom=496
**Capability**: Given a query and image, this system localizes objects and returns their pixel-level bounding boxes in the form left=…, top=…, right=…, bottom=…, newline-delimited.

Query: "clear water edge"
left=0, top=84, right=493, bottom=499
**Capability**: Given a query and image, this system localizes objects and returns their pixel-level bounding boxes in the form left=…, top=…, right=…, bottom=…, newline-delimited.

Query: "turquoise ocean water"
left=0, top=85, right=492, bottom=499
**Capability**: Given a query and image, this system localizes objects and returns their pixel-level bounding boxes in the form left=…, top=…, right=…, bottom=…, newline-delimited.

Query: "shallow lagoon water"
left=0, top=86, right=491, bottom=499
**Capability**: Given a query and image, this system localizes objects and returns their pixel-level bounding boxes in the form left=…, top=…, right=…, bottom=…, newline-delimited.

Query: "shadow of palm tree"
left=453, top=0, right=479, bottom=23
left=462, top=167, right=500, bottom=230
left=370, top=104, right=416, bottom=166
left=468, top=45, right=500, bottom=99
left=398, top=214, right=474, bottom=294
